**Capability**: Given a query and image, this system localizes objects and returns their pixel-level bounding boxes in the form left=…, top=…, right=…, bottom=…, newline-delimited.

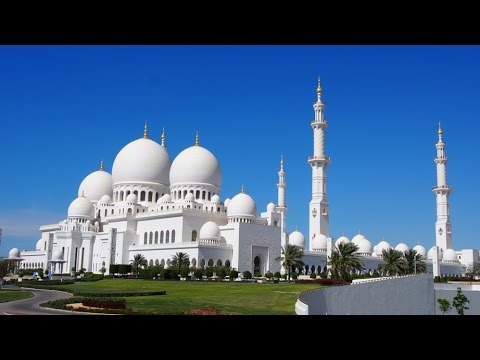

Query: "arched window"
left=217, top=207, right=220, bottom=212
left=126, top=190, right=131, bottom=196
left=208, top=259, right=214, bottom=267
left=148, top=192, right=153, bottom=202
left=166, top=230, right=170, bottom=243
left=183, top=190, right=187, bottom=198
left=154, top=231, right=159, bottom=244
left=155, top=259, right=159, bottom=266
left=144, top=232, right=148, bottom=245
left=187, top=205, right=191, bottom=209
left=140, top=191, right=146, bottom=201
left=133, top=190, right=138, bottom=196
left=200, top=259, right=205, bottom=269
left=217, top=259, right=222, bottom=266
left=191, top=258, right=197, bottom=268
left=225, top=260, right=231, bottom=267
left=161, top=259, right=165, bottom=267
left=274, top=220, right=278, bottom=226
left=202, top=191, right=206, bottom=200
left=166, top=259, right=171, bottom=268
left=208, top=192, right=211, bottom=201
left=120, top=191, right=124, bottom=201
left=191, top=230, right=197, bottom=242
left=172, top=230, right=175, bottom=243
left=149, top=259, right=153, bottom=267
left=105, top=209, right=108, bottom=217
left=111, top=209, right=114, bottom=215
left=156, top=193, right=159, bottom=202
left=196, top=190, right=200, bottom=199
left=149, top=231, right=153, bottom=244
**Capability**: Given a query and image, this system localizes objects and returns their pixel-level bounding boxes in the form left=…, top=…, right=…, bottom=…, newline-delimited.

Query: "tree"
left=0, top=260, right=10, bottom=287
left=452, top=287, right=470, bottom=315
left=377, top=248, right=407, bottom=276
left=328, top=242, right=364, bottom=280
left=130, top=254, right=148, bottom=277
left=464, top=263, right=480, bottom=281
left=403, top=249, right=426, bottom=275
left=437, top=299, right=452, bottom=315
left=275, top=244, right=305, bottom=282
left=171, top=252, right=190, bottom=273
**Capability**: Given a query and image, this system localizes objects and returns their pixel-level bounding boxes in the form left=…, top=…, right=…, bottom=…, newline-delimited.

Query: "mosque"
left=7, top=79, right=477, bottom=277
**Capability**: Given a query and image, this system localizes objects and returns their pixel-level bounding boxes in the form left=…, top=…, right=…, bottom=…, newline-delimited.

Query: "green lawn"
left=48, top=279, right=320, bottom=314
left=0, top=290, right=34, bottom=303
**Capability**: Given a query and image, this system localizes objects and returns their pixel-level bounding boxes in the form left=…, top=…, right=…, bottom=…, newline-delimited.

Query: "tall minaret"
left=276, top=155, right=287, bottom=237
left=433, top=122, right=452, bottom=252
left=308, top=77, right=330, bottom=249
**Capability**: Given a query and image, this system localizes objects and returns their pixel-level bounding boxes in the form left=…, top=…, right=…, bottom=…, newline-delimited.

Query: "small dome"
left=267, top=202, right=275, bottom=212
left=375, top=240, right=391, bottom=256
left=227, top=192, right=257, bottom=218
left=211, top=194, right=221, bottom=203
left=126, top=193, right=137, bottom=204
left=351, top=233, right=365, bottom=245
left=413, top=245, right=427, bottom=258
left=224, top=198, right=231, bottom=207
left=200, top=221, right=221, bottom=240
left=289, top=230, right=305, bottom=248
left=52, top=248, right=63, bottom=261
left=185, top=193, right=195, bottom=202
left=335, top=236, right=350, bottom=248
left=78, top=169, right=113, bottom=202
left=427, top=246, right=438, bottom=260
left=170, top=145, right=221, bottom=188
left=312, top=234, right=327, bottom=251
left=8, top=248, right=20, bottom=259
left=68, top=196, right=95, bottom=218
left=36, top=239, right=43, bottom=251
left=395, top=242, right=409, bottom=253
left=99, top=194, right=112, bottom=205
left=443, top=249, right=458, bottom=263
left=157, top=194, right=172, bottom=204
left=357, top=238, right=373, bottom=255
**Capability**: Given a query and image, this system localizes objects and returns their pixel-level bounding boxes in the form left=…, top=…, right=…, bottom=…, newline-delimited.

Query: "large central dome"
left=170, top=145, right=221, bottom=187
left=112, top=138, right=171, bottom=185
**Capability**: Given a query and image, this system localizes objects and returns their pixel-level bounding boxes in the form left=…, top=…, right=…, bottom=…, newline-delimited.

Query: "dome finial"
left=144, top=121, right=149, bottom=139
left=280, top=154, right=284, bottom=170
left=316, top=76, right=322, bottom=95
left=195, top=131, right=199, bottom=146
left=161, top=127, right=166, bottom=147
left=100, top=160, right=104, bottom=171
left=241, top=184, right=245, bottom=193
left=438, top=121, right=443, bottom=140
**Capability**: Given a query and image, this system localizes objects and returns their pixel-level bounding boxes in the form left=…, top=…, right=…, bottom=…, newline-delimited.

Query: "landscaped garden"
left=0, top=290, right=33, bottom=303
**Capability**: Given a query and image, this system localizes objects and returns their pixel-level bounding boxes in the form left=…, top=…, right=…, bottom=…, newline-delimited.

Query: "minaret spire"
left=195, top=131, right=199, bottom=146
left=100, top=160, right=104, bottom=171
left=276, top=155, right=288, bottom=247
left=143, top=121, right=148, bottom=139
left=433, top=122, right=452, bottom=251
left=308, top=76, right=330, bottom=249
left=161, top=127, right=166, bottom=147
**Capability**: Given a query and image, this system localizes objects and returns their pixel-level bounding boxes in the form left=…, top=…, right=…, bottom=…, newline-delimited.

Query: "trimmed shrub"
left=80, top=273, right=104, bottom=282
left=295, top=278, right=350, bottom=286
left=265, top=272, right=273, bottom=279
left=109, top=264, right=119, bottom=275
left=291, top=272, right=299, bottom=280
left=139, top=268, right=152, bottom=280
left=170, top=269, right=179, bottom=280
left=254, top=272, right=262, bottom=278
left=230, top=270, right=239, bottom=280
left=180, top=268, right=189, bottom=278
left=242, top=271, right=252, bottom=279
left=310, top=273, right=317, bottom=279
left=117, top=264, right=132, bottom=276
left=216, top=268, right=226, bottom=279
left=82, top=298, right=126, bottom=309
left=193, top=269, right=204, bottom=279
left=205, top=267, right=214, bottom=278
left=274, top=272, right=281, bottom=279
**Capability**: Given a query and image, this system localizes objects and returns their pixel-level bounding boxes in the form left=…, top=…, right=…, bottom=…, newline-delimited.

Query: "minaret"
left=433, top=122, right=452, bottom=251
left=308, top=77, right=330, bottom=249
left=276, top=155, right=287, bottom=239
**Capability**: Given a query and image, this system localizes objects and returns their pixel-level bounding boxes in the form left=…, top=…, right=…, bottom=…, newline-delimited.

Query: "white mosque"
left=7, top=79, right=477, bottom=277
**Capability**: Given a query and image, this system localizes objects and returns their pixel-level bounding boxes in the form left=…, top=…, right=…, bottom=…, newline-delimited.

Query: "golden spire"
left=143, top=121, right=148, bottom=139
left=241, top=184, right=245, bottom=193
left=161, top=127, right=166, bottom=147
left=195, top=131, right=199, bottom=146
left=100, top=160, right=104, bottom=171
left=438, top=121, right=443, bottom=138
left=316, top=76, right=322, bottom=95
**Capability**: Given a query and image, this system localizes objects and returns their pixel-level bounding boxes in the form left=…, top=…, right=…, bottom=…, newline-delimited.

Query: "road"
left=0, top=287, right=88, bottom=315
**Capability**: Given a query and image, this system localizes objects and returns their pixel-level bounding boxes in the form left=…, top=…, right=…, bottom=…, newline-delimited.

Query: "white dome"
left=224, top=198, right=231, bottom=207
left=395, top=242, right=409, bottom=253
left=112, top=138, right=171, bottom=185
left=200, top=221, right=221, bottom=240
left=413, top=245, right=427, bottom=258
left=52, top=248, right=63, bottom=261
left=170, top=145, right=221, bottom=187
left=157, top=194, right=172, bottom=204
left=357, top=238, right=373, bottom=254
left=427, top=246, right=439, bottom=260
left=227, top=192, right=257, bottom=218
left=375, top=240, right=391, bottom=256
left=78, top=169, right=112, bottom=202
left=335, top=236, right=350, bottom=248
left=289, top=230, right=305, bottom=248
left=68, top=196, right=95, bottom=218
left=185, top=193, right=195, bottom=202
left=443, top=249, right=458, bottom=262
left=8, top=248, right=20, bottom=259
left=267, top=202, right=275, bottom=212
left=351, top=233, right=365, bottom=245
left=312, top=234, right=327, bottom=251
left=126, top=193, right=137, bottom=204
left=99, top=194, right=112, bottom=205
left=36, top=239, right=43, bottom=251
left=211, top=194, right=221, bottom=203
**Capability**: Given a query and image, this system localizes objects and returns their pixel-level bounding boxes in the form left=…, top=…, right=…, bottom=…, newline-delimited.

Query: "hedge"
left=82, top=298, right=126, bottom=309
left=295, top=278, right=350, bottom=286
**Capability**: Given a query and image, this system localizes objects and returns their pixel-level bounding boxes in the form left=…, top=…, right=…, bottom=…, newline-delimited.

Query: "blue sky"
left=1, top=45, right=479, bottom=255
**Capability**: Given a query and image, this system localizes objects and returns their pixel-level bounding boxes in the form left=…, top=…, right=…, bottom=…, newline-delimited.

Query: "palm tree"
left=275, top=244, right=305, bottom=282
left=378, top=248, right=407, bottom=276
left=130, top=253, right=148, bottom=277
left=171, top=252, right=190, bottom=272
left=327, top=242, right=364, bottom=280
left=403, top=249, right=426, bottom=274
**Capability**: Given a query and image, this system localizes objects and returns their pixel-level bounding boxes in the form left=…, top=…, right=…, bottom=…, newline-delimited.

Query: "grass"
left=0, top=290, right=34, bottom=303
left=40, top=279, right=321, bottom=314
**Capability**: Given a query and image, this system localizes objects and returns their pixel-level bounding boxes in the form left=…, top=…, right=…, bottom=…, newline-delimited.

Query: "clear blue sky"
left=1, top=45, right=479, bottom=255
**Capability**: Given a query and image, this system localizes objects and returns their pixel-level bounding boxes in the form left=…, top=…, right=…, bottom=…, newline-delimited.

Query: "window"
left=192, top=230, right=197, bottom=242
left=217, top=259, right=222, bottom=266
left=160, top=231, right=164, bottom=243
left=140, top=191, right=146, bottom=201
left=149, top=232, right=153, bottom=244
left=166, top=230, right=170, bottom=243
left=202, top=191, right=206, bottom=200
left=225, top=260, right=231, bottom=267
left=144, top=233, right=148, bottom=245
left=149, top=259, right=153, bottom=267
left=196, top=190, right=200, bottom=199
left=120, top=191, right=124, bottom=201
left=208, top=259, right=214, bottom=267
left=155, top=231, right=159, bottom=244
left=172, top=230, right=175, bottom=243
left=148, top=192, right=153, bottom=202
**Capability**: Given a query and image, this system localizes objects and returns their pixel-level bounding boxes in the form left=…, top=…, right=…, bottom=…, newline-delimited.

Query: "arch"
left=166, top=230, right=170, bottom=243
left=149, top=259, right=153, bottom=267
left=144, top=232, right=148, bottom=245
left=208, top=192, right=211, bottom=201
left=311, top=265, right=316, bottom=274
left=155, top=193, right=159, bottom=202
left=195, top=190, right=200, bottom=199
left=274, top=220, right=278, bottom=226
left=172, top=230, right=176, bottom=243
left=225, top=260, right=231, bottom=268
left=217, top=259, right=222, bottom=266
left=154, top=231, right=159, bottom=244
left=208, top=259, right=214, bottom=267
left=111, top=209, right=114, bottom=215
left=191, top=230, right=197, bottom=242
left=254, top=256, right=262, bottom=275
left=119, top=191, right=124, bottom=201
left=126, top=190, right=131, bottom=197
left=191, top=258, right=197, bottom=268
left=183, top=190, right=187, bottom=199
left=140, top=191, right=146, bottom=202
left=148, top=191, right=153, bottom=202
left=200, top=259, right=205, bottom=269
left=160, top=231, right=164, bottom=243
left=190, top=189, right=194, bottom=194
left=149, top=231, right=153, bottom=244
left=187, top=205, right=191, bottom=209
left=155, top=259, right=159, bottom=266
left=161, top=259, right=165, bottom=267
left=166, top=259, right=171, bottom=268
left=105, top=209, right=108, bottom=217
